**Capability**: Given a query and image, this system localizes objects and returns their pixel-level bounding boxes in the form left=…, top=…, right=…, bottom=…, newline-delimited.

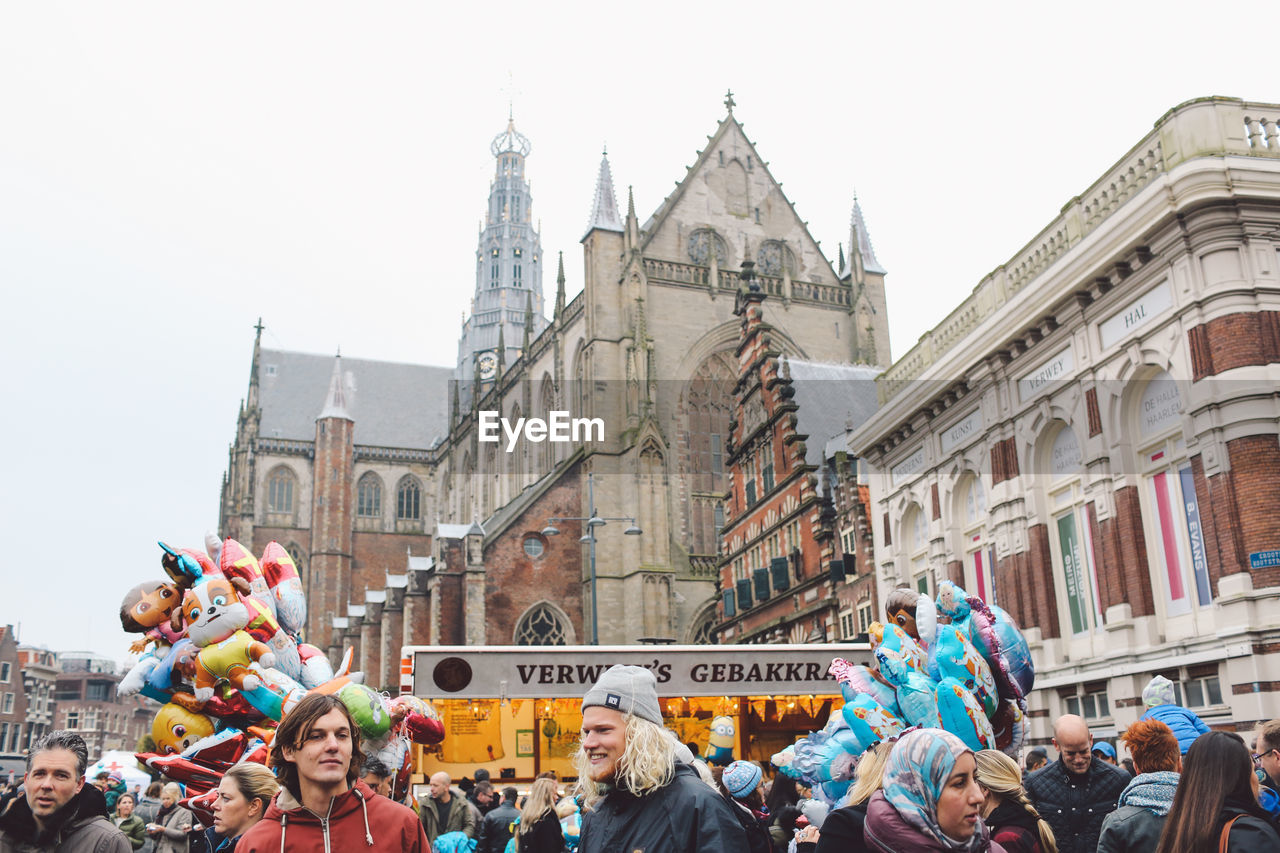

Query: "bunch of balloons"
left=772, top=581, right=1034, bottom=803
left=118, top=536, right=444, bottom=818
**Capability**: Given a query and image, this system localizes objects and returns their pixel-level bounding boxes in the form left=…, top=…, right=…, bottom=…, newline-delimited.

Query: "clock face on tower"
left=477, top=352, right=497, bottom=380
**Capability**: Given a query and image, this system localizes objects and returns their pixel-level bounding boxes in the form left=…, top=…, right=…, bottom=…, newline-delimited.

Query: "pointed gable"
left=639, top=114, right=841, bottom=287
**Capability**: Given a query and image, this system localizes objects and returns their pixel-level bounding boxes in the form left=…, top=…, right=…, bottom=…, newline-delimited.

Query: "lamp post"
left=542, top=472, right=642, bottom=644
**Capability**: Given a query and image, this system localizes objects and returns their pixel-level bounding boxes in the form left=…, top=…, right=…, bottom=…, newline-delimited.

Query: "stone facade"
left=16, top=645, right=58, bottom=755
left=220, top=100, right=891, bottom=660
left=53, top=654, right=153, bottom=758
left=849, top=97, right=1280, bottom=743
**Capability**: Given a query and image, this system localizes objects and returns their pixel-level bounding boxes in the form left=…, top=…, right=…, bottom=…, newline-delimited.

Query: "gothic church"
left=219, top=97, right=890, bottom=689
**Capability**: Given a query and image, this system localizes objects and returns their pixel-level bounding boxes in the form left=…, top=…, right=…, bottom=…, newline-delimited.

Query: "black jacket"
left=813, top=802, right=869, bottom=853
left=986, top=800, right=1043, bottom=853
left=0, top=783, right=132, bottom=853
left=578, top=762, right=746, bottom=853
left=1025, top=757, right=1128, bottom=853
left=1215, top=798, right=1280, bottom=853
left=477, top=800, right=520, bottom=853
left=516, top=810, right=564, bottom=853
left=721, top=796, right=770, bottom=853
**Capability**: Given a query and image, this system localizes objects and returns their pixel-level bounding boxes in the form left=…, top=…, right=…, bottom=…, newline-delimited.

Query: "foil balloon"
left=935, top=624, right=998, bottom=717
left=989, top=699, right=1028, bottom=756
left=868, top=621, right=926, bottom=673
left=840, top=693, right=905, bottom=749
left=706, top=715, right=736, bottom=765
left=179, top=577, right=277, bottom=704
left=151, top=703, right=216, bottom=755
left=337, top=682, right=392, bottom=740
left=259, top=541, right=307, bottom=635
left=218, top=538, right=277, bottom=621
left=968, top=598, right=1035, bottom=700
left=935, top=676, right=995, bottom=752
left=875, top=647, right=940, bottom=729
left=829, top=658, right=900, bottom=717
left=935, top=580, right=974, bottom=638
left=119, top=580, right=185, bottom=651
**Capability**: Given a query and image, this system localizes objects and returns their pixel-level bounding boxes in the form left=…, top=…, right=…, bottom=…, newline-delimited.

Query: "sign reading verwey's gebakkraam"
left=406, top=644, right=872, bottom=699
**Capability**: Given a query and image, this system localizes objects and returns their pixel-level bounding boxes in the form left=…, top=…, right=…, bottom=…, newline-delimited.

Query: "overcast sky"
left=2, top=2, right=1276, bottom=664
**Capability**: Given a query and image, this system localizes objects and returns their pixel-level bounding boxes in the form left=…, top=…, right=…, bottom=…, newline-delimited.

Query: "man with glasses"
left=1256, top=720, right=1280, bottom=796
left=1027, top=714, right=1128, bottom=853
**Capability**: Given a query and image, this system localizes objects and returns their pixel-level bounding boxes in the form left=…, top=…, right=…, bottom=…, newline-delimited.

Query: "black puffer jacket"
left=1214, top=798, right=1280, bottom=853
left=813, top=802, right=869, bottom=853
left=0, top=784, right=132, bottom=853
left=578, top=763, right=746, bottom=853
left=1025, top=757, right=1128, bottom=853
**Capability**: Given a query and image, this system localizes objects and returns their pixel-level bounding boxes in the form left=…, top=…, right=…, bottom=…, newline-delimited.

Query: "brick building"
left=849, top=97, right=1280, bottom=742
left=16, top=645, right=58, bottom=754
left=55, top=654, right=153, bottom=758
left=220, top=98, right=893, bottom=677
left=715, top=270, right=880, bottom=643
left=0, top=626, right=28, bottom=766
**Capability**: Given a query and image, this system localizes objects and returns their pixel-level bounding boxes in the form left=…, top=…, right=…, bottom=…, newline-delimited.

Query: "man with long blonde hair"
left=574, top=665, right=744, bottom=853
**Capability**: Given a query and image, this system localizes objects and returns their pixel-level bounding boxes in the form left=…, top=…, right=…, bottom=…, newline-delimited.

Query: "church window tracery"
left=267, top=467, right=296, bottom=514
left=396, top=476, right=422, bottom=521
left=687, top=229, right=728, bottom=266
left=756, top=241, right=795, bottom=276
left=514, top=602, right=568, bottom=645
left=357, top=473, right=383, bottom=518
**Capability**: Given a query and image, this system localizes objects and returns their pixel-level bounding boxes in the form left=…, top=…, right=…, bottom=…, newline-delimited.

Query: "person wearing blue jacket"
left=1138, top=675, right=1209, bottom=754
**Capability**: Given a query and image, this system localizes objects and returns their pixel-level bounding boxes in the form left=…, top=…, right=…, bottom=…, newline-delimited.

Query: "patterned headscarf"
left=882, top=728, right=989, bottom=850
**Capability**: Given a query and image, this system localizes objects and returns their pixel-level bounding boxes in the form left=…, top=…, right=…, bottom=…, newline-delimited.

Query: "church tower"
left=309, top=354, right=354, bottom=652
left=456, top=117, right=548, bottom=387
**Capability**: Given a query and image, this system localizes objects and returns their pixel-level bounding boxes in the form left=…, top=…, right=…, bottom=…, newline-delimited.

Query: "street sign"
left=1249, top=551, right=1280, bottom=570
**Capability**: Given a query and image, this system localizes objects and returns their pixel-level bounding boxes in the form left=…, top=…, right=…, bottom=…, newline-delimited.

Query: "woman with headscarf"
left=863, top=728, right=1006, bottom=852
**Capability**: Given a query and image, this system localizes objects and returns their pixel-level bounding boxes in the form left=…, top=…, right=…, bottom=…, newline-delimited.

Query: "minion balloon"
left=705, top=715, right=736, bottom=765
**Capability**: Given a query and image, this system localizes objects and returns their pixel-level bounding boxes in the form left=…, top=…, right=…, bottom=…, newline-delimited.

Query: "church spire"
left=554, top=251, right=566, bottom=319
left=318, top=353, right=353, bottom=421
left=624, top=185, right=641, bottom=250
left=583, top=148, right=624, bottom=239
left=247, top=317, right=263, bottom=410
left=849, top=195, right=886, bottom=277
left=523, top=290, right=534, bottom=353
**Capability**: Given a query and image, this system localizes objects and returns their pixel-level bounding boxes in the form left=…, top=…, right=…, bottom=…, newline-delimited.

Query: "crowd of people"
left=3, top=665, right=1280, bottom=853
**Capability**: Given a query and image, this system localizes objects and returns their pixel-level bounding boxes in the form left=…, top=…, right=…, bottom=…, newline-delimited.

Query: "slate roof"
left=786, top=360, right=881, bottom=467
left=257, top=349, right=452, bottom=450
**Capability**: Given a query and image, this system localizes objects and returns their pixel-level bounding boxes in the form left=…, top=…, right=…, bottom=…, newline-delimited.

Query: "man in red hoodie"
left=237, top=693, right=429, bottom=852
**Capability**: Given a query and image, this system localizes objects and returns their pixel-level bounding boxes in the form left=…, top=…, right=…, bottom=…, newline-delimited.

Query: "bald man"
left=1026, top=714, right=1129, bottom=853
left=417, top=771, right=477, bottom=846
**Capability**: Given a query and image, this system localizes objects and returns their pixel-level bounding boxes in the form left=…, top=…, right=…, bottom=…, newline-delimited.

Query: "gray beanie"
left=582, top=664, right=663, bottom=725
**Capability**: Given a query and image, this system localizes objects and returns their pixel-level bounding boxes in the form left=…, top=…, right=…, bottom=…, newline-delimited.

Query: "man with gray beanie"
left=575, top=664, right=745, bottom=853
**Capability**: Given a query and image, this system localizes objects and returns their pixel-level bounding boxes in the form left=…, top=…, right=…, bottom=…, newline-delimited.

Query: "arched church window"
left=682, top=352, right=735, bottom=557
left=357, top=473, right=383, bottom=518
left=267, top=467, right=295, bottom=514
left=513, top=603, right=568, bottom=646
left=396, top=476, right=422, bottom=521
left=687, top=229, right=728, bottom=266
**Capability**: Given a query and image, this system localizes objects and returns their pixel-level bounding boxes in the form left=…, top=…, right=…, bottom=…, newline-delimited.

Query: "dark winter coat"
left=813, top=801, right=869, bottom=853
left=1025, top=757, right=1128, bottom=853
left=237, top=779, right=429, bottom=853
left=984, top=801, right=1043, bottom=853
left=477, top=800, right=520, bottom=853
left=0, top=783, right=133, bottom=853
left=863, top=791, right=1007, bottom=853
left=515, top=810, right=564, bottom=853
left=577, top=762, right=746, bottom=853
left=1095, top=770, right=1179, bottom=853
left=1213, top=797, right=1280, bottom=853
left=722, top=796, right=770, bottom=853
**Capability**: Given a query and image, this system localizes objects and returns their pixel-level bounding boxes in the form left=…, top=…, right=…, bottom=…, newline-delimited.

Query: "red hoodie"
left=236, top=778, right=428, bottom=853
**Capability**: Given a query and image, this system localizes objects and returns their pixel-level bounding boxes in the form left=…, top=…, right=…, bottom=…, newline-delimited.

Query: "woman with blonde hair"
left=973, top=751, right=1057, bottom=853
left=514, top=777, right=563, bottom=852
left=812, top=740, right=893, bottom=853
left=208, top=763, right=279, bottom=852
left=144, top=782, right=193, bottom=853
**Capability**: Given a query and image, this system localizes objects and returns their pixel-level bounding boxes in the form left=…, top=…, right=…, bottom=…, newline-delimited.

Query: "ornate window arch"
left=266, top=466, right=297, bottom=515
left=680, top=351, right=736, bottom=557
left=513, top=601, right=575, bottom=645
left=687, top=602, right=719, bottom=645
left=539, top=376, right=557, bottom=473
left=396, top=475, right=422, bottom=521
left=756, top=240, right=796, bottom=276
left=356, top=472, right=383, bottom=518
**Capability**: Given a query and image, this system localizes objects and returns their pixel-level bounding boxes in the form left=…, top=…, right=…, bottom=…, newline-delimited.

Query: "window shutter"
left=771, top=557, right=790, bottom=591
left=736, top=578, right=753, bottom=610
left=753, top=567, right=770, bottom=602
left=829, top=559, right=846, bottom=583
